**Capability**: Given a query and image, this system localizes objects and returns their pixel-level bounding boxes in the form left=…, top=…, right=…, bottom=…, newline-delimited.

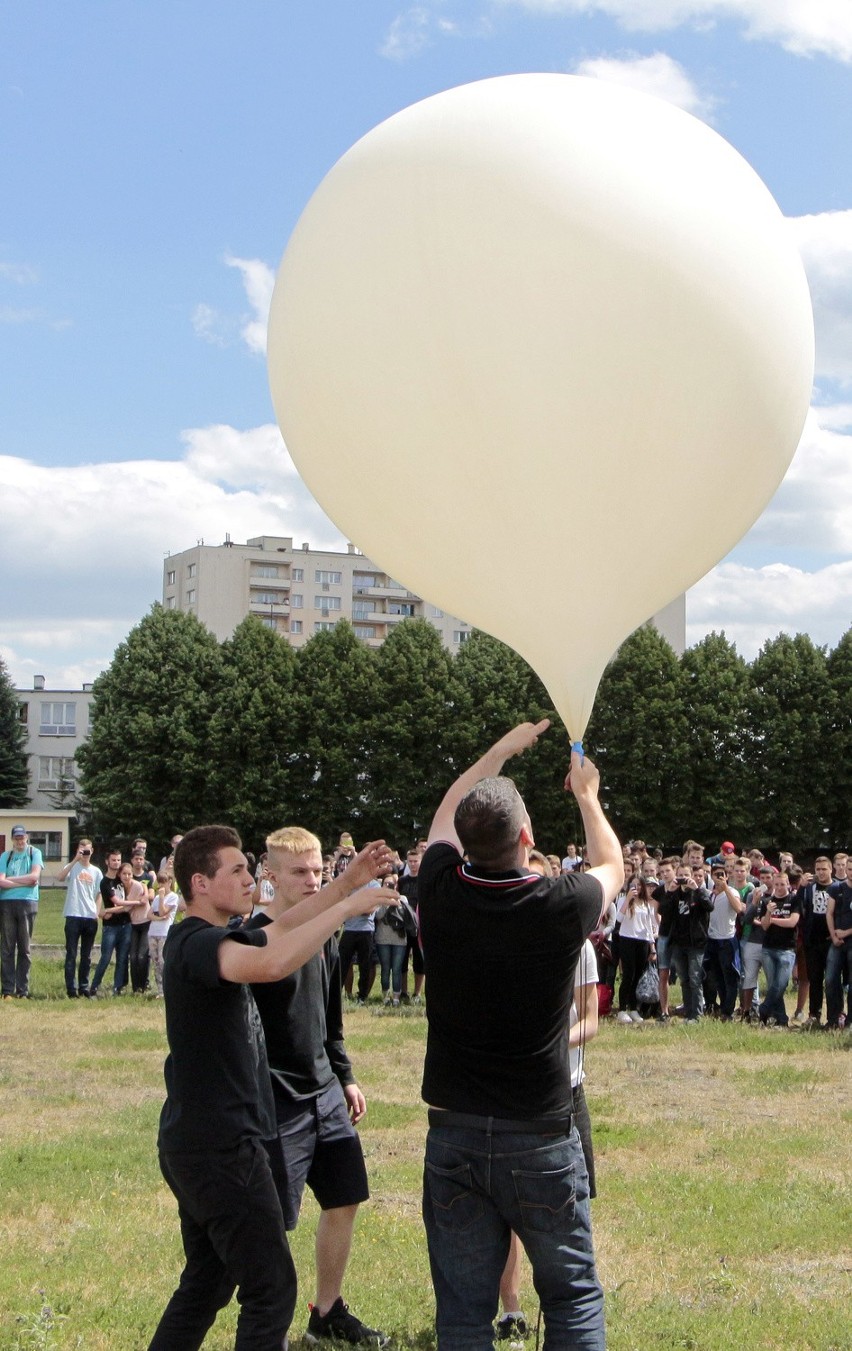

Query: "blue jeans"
left=825, top=940, right=852, bottom=1027
left=423, top=1115, right=604, bottom=1350
left=670, top=943, right=705, bottom=1019
left=759, top=947, right=796, bottom=1024
left=376, top=942, right=406, bottom=995
left=91, top=923, right=132, bottom=994
left=64, top=915, right=98, bottom=995
left=703, top=937, right=741, bottom=1017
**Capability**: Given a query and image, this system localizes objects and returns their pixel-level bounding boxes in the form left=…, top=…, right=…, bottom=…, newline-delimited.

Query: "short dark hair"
left=454, top=776, right=525, bottom=869
left=175, top=825, right=242, bottom=902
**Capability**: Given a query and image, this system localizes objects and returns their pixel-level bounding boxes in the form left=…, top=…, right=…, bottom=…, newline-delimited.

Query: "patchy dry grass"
left=0, top=990, right=850, bottom=1349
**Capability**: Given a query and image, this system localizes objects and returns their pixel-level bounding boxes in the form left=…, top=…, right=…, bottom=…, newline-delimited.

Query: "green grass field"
left=3, top=913, right=851, bottom=1350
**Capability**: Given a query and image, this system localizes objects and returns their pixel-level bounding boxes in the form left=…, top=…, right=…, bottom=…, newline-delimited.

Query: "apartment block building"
left=162, top=533, right=686, bottom=655
left=162, top=535, right=476, bottom=650
left=5, top=676, right=95, bottom=860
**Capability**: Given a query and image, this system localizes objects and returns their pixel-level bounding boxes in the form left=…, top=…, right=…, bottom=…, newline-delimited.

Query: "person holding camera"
left=667, top=862, right=713, bottom=1022
left=58, top=839, right=104, bottom=999
left=374, top=874, right=411, bottom=1006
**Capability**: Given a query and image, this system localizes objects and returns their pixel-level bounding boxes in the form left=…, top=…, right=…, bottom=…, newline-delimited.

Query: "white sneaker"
left=628, top=1010, right=644, bottom=1023
left=616, top=1011, right=633, bottom=1024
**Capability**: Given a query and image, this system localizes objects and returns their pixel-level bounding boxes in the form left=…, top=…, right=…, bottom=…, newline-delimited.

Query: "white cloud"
left=0, top=261, right=38, bottom=285
left=687, top=560, right=852, bottom=658
left=192, top=257, right=275, bottom=355
left=224, top=256, right=275, bottom=355
left=787, top=210, right=852, bottom=386
left=743, top=409, right=852, bottom=554
left=0, top=430, right=346, bottom=687
left=572, top=51, right=713, bottom=116
left=380, top=7, right=435, bottom=59
left=495, top=1, right=852, bottom=63
left=191, top=302, right=229, bottom=348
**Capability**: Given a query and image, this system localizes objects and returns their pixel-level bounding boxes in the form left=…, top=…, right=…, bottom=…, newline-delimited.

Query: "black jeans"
left=618, top=936, right=650, bottom=1012
left=338, top=929, right=373, bottom=1001
left=149, top=1138, right=296, bottom=1350
left=64, top=916, right=98, bottom=995
left=130, top=921, right=151, bottom=992
left=804, top=939, right=831, bottom=1018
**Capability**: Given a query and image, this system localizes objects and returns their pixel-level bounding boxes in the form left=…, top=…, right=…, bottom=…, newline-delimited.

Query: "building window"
left=354, top=625, right=376, bottom=640
left=252, top=565, right=279, bottom=578
left=40, top=702, right=76, bottom=736
left=260, top=617, right=278, bottom=630
left=165, top=596, right=176, bottom=609
left=314, top=621, right=336, bottom=633
left=187, top=588, right=196, bottom=604
left=292, top=567, right=304, bottom=582
left=18, top=702, right=28, bottom=725
left=315, top=570, right=342, bottom=585
left=166, top=570, right=176, bottom=585
left=430, top=606, right=443, bottom=618
left=453, top=631, right=472, bottom=645
left=254, top=591, right=284, bottom=605
left=353, top=572, right=378, bottom=589
left=290, top=620, right=303, bottom=634
left=352, top=604, right=371, bottom=620
left=26, top=830, right=62, bottom=861
left=314, top=595, right=341, bottom=611
left=388, top=602, right=416, bottom=616
left=290, top=594, right=303, bottom=608
left=187, top=563, right=197, bottom=578
left=38, top=756, right=76, bottom=790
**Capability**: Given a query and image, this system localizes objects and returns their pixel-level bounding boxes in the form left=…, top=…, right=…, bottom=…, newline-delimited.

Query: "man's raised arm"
left=564, top=750, right=624, bottom=907
left=427, top=720, right=551, bottom=850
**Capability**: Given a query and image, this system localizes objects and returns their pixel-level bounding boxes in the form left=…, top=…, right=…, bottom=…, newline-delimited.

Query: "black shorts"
left=272, top=1079, right=369, bottom=1229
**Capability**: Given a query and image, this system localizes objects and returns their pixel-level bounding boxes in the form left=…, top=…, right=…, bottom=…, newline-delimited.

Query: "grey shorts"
left=272, top=1078, right=369, bottom=1229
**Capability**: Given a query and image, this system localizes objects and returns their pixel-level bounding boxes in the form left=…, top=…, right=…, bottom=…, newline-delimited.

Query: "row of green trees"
left=64, top=606, right=851, bottom=857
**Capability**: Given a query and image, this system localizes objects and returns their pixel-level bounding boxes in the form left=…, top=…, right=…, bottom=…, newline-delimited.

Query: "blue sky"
left=2, top=0, right=851, bottom=686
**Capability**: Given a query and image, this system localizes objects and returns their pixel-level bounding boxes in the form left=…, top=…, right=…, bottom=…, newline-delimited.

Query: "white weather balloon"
left=267, top=74, right=813, bottom=740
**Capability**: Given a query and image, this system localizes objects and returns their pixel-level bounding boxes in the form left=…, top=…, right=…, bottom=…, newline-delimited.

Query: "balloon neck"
left=571, top=740, right=585, bottom=765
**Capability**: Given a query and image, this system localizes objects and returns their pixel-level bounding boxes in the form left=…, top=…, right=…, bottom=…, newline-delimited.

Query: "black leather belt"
left=428, top=1109, right=573, bottom=1134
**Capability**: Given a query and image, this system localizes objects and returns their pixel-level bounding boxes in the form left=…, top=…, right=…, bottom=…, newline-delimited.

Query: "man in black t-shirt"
left=90, top=849, right=133, bottom=996
left=756, top=872, right=801, bottom=1026
left=799, top=856, right=835, bottom=1026
left=148, top=825, right=392, bottom=1351
left=248, top=826, right=387, bottom=1349
left=419, top=721, right=623, bottom=1351
left=826, top=876, right=852, bottom=1029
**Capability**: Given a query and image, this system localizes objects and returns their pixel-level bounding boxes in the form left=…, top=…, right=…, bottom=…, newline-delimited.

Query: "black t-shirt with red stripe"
left=419, top=842, right=603, bottom=1120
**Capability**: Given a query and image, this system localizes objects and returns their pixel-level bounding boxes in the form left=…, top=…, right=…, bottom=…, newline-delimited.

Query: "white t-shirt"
left=569, top=939, right=599, bottom=1088
left=708, top=887, right=739, bottom=940
left=62, top=861, right=104, bottom=919
left=149, top=891, right=179, bottom=938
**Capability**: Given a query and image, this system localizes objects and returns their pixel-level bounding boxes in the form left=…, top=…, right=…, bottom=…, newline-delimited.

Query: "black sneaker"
left=495, top=1313, right=529, bottom=1344
left=305, top=1298, right=389, bottom=1346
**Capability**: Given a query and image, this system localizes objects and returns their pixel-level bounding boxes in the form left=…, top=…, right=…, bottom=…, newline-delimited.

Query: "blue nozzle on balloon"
left=571, top=740, right=585, bottom=765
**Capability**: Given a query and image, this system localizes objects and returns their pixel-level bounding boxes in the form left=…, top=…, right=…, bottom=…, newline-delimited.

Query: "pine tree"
left=585, top=625, right=689, bottom=847
left=679, top=632, right=752, bottom=849
left=76, top=606, right=224, bottom=842
left=208, top=616, right=297, bottom=850
left=748, top=632, right=833, bottom=852
left=0, top=656, right=29, bottom=808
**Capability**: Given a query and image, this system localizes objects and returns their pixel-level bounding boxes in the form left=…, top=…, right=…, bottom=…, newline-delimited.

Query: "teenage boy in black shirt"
left=148, top=825, right=392, bottom=1351
left=418, top=721, right=623, bottom=1351
left=247, top=826, right=388, bottom=1348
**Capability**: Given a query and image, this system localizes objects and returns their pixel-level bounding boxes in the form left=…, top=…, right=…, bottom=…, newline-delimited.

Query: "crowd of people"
left=4, top=770, right=851, bottom=1349
left=585, top=838, right=852, bottom=1032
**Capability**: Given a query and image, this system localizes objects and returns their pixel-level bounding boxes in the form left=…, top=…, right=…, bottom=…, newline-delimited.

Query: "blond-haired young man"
left=247, top=826, right=389, bottom=1347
